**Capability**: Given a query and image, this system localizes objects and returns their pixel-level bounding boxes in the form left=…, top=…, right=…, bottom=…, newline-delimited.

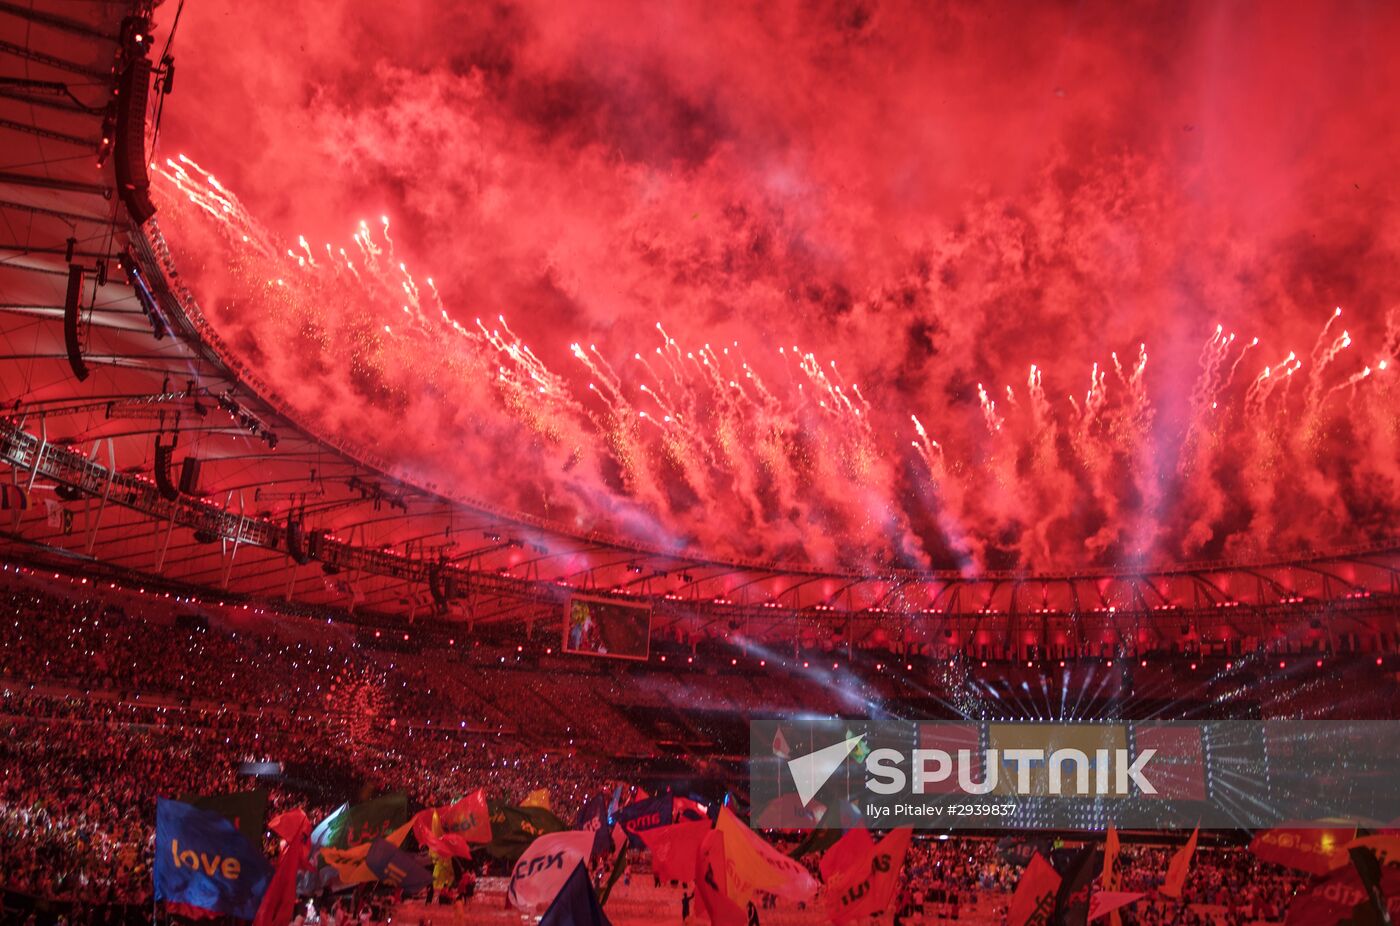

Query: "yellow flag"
left=429, top=811, right=454, bottom=890
left=521, top=789, right=552, bottom=812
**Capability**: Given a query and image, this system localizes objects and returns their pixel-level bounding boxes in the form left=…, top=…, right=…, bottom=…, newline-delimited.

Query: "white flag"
left=507, top=830, right=596, bottom=912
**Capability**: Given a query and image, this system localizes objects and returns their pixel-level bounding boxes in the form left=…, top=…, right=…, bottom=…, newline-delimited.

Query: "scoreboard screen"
left=563, top=595, right=652, bottom=660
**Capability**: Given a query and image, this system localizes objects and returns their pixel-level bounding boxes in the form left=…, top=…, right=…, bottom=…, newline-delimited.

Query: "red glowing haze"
left=152, top=0, right=1400, bottom=572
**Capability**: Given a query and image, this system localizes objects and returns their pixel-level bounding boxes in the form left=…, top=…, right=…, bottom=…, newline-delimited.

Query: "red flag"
left=1089, top=891, right=1145, bottom=921
left=638, top=819, right=711, bottom=883
left=772, top=727, right=791, bottom=759
left=415, top=809, right=475, bottom=860
left=822, top=827, right=912, bottom=924
left=819, top=827, right=875, bottom=883
left=1160, top=826, right=1199, bottom=898
left=1284, top=858, right=1400, bottom=924
left=413, top=789, right=491, bottom=857
left=1008, top=853, right=1062, bottom=926
left=1102, top=826, right=1120, bottom=890
left=696, top=829, right=746, bottom=926
left=1250, top=825, right=1355, bottom=876
left=254, top=809, right=311, bottom=926
left=1101, top=825, right=1123, bottom=926
left=441, top=789, right=493, bottom=843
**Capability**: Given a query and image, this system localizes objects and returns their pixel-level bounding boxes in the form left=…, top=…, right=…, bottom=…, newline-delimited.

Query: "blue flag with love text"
left=155, top=799, right=272, bottom=919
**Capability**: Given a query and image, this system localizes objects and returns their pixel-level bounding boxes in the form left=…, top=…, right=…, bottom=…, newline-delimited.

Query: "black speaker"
left=306, top=529, right=325, bottom=561
left=63, top=265, right=88, bottom=381
left=153, top=439, right=178, bottom=501
left=115, top=56, right=156, bottom=224
left=178, top=457, right=202, bottom=495
left=428, top=562, right=446, bottom=609
left=286, top=516, right=310, bottom=565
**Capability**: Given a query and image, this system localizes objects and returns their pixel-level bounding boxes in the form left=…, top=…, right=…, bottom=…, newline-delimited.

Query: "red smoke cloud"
left=151, top=0, right=1400, bottom=572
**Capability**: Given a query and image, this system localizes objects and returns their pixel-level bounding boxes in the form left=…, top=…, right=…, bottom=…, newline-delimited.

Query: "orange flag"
left=823, top=827, right=913, bottom=924
left=696, top=829, right=746, bottom=926
left=1160, top=826, right=1199, bottom=898
left=1008, top=853, right=1061, bottom=926
left=713, top=806, right=819, bottom=902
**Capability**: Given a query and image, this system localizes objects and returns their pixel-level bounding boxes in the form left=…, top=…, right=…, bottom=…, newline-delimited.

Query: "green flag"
left=485, top=800, right=567, bottom=862
left=312, top=802, right=349, bottom=849
left=342, top=793, right=409, bottom=848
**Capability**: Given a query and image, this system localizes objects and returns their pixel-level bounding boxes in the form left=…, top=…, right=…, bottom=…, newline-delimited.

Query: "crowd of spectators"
left=0, top=570, right=1374, bottom=922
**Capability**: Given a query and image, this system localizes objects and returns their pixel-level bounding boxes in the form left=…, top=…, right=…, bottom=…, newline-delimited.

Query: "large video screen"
left=987, top=723, right=1129, bottom=797
left=563, top=596, right=652, bottom=660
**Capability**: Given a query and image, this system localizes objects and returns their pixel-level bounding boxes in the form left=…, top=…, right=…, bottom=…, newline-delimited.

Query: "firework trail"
left=151, top=156, right=1400, bottom=573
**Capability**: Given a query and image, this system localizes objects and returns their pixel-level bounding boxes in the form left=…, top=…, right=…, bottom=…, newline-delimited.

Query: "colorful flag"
left=154, top=800, right=273, bottom=920
left=598, top=842, right=628, bottom=905
left=319, top=820, right=412, bottom=884
left=539, top=862, right=614, bottom=926
left=1161, top=826, right=1199, bottom=898
left=365, top=838, right=432, bottom=892
left=819, top=827, right=875, bottom=883
left=1348, top=846, right=1392, bottom=924
left=713, top=806, right=819, bottom=902
left=613, top=795, right=673, bottom=847
left=638, top=820, right=711, bottom=883
left=342, top=793, right=408, bottom=848
left=1008, top=853, right=1061, bottom=926
left=180, top=790, right=267, bottom=853
left=1250, top=824, right=1355, bottom=876
left=253, top=809, right=311, bottom=926
left=845, top=728, right=871, bottom=763
left=788, top=801, right=863, bottom=860
left=576, top=794, right=608, bottom=831
left=1052, top=843, right=1102, bottom=924
left=1089, top=891, right=1145, bottom=921
left=696, top=829, right=746, bottom=926
left=413, top=790, right=490, bottom=858
left=508, top=831, right=598, bottom=912
left=311, top=803, right=348, bottom=849
left=1101, top=825, right=1123, bottom=926
left=486, top=801, right=569, bottom=862
left=1102, top=826, right=1120, bottom=890
left=1284, top=857, right=1400, bottom=924
left=822, top=827, right=912, bottom=924
left=1345, top=835, right=1400, bottom=867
